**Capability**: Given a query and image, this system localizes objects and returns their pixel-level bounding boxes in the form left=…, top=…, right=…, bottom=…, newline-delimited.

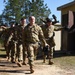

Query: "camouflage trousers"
left=17, top=43, right=27, bottom=62
left=23, top=45, right=27, bottom=63
left=42, top=46, right=54, bottom=63
left=48, top=47, right=54, bottom=59
left=17, top=44, right=23, bottom=62
left=7, top=41, right=17, bottom=62
left=25, top=42, right=39, bottom=69
left=46, top=39, right=55, bottom=59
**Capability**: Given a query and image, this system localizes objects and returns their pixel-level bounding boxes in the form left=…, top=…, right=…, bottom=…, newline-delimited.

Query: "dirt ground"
left=0, top=47, right=75, bottom=75
left=0, top=56, right=75, bottom=75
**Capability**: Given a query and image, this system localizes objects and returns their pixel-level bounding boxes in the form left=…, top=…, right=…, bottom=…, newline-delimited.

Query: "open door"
left=68, top=10, right=74, bottom=29
left=67, top=10, right=75, bottom=53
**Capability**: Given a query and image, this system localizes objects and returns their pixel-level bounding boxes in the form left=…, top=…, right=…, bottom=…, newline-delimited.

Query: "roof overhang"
left=57, top=1, right=75, bottom=10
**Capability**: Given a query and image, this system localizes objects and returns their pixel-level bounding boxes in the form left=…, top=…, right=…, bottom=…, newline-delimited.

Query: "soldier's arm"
left=54, top=26, right=65, bottom=31
left=6, top=33, right=13, bottom=45
left=39, top=26, right=48, bottom=46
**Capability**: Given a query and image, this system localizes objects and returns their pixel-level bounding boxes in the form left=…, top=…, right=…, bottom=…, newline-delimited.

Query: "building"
left=57, top=1, right=75, bottom=53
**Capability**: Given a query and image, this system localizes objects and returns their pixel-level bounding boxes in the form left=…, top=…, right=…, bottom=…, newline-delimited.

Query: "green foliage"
left=1, top=0, right=51, bottom=24
left=0, top=38, right=4, bottom=44
left=29, top=0, right=51, bottom=24
left=0, top=48, right=6, bottom=55
left=53, top=56, right=75, bottom=70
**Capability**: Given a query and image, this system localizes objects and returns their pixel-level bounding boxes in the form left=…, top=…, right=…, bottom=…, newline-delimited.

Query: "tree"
left=29, top=0, right=51, bottom=24
left=2, top=0, right=25, bottom=23
left=1, top=0, right=51, bottom=24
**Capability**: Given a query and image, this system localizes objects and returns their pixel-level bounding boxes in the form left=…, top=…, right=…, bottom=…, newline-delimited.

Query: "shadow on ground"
left=53, top=50, right=75, bottom=58
left=0, top=69, right=31, bottom=74
left=37, top=49, right=75, bottom=60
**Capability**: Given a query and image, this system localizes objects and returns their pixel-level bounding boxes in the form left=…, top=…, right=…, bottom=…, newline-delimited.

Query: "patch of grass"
left=52, top=56, right=75, bottom=70
left=0, top=48, right=6, bottom=58
left=0, top=49, right=6, bottom=54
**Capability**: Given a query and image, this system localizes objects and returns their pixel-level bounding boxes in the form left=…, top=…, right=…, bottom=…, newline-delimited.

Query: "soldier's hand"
left=45, top=43, right=50, bottom=47
left=63, top=26, right=69, bottom=30
left=1, top=26, right=7, bottom=29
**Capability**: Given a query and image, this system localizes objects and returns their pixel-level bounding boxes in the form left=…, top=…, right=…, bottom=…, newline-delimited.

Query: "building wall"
left=61, top=14, right=68, bottom=51
left=54, top=31, right=61, bottom=50
left=60, top=5, right=75, bottom=52
left=61, top=4, right=75, bottom=14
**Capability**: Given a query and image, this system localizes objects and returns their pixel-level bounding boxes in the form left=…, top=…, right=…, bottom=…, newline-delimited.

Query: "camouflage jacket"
left=16, top=25, right=26, bottom=43
left=41, top=25, right=55, bottom=39
left=24, top=23, right=47, bottom=46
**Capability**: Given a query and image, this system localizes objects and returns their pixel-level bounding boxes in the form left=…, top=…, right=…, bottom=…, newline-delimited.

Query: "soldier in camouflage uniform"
left=23, top=16, right=48, bottom=73
left=6, top=23, right=18, bottom=63
left=41, top=18, right=55, bottom=65
left=41, top=17, right=67, bottom=65
left=0, top=25, right=10, bottom=60
left=0, top=24, right=15, bottom=61
left=4, top=28, right=12, bottom=61
left=16, top=18, right=27, bottom=67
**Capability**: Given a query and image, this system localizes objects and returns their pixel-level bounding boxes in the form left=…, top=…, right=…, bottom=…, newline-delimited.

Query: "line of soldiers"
left=0, top=18, right=27, bottom=66
left=0, top=16, right=65, bottom=73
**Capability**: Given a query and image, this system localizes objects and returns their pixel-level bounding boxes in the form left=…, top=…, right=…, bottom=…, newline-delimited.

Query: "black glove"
left=43, top=46, right=49, bottom=55
left=63, top=26, right=69, bottom=30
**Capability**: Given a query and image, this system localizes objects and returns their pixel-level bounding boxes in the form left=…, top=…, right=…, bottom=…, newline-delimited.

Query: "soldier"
left=0, top=24, right=13, bottom=61
left=23, top=16, right=48, bottom=73
left=41, top=18, right=55, bottom=65
left=16, top=18, right=27, bottom=67
left=6, top=23, right=17, bottom=63
left=41, top=17, right=66, bottom=64
left=4, top=28, right=12, bottom=61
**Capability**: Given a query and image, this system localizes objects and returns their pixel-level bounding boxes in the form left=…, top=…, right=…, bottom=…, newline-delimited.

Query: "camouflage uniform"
left=0, top=27, right=12, bottom=61
left=4, top=29, right=12, bottom=60
left=24, top=23, right=47, bottom=73
left=7, top=27, right=18, bottom=63
left=41, top=24, right=55, bottom=64
left=16, top=25, right=27, bottom=64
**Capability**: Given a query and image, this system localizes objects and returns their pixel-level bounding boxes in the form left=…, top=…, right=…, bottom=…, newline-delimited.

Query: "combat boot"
left=11, top=58, right=15, bottom=63
left=15, top=57, right=18, bottom=63
left=17, top=62, right=22, bottom=67
left=43, top=55, right=46, bottom=63
left=7, top=57, right=11, bottom=62
left=30, top=66, right=34, bottom=73
left=30, top=69, right=34, bottom=73
left=49, top=60, right=54, bottom=65
left=22, top=61, right=27, bottom=65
